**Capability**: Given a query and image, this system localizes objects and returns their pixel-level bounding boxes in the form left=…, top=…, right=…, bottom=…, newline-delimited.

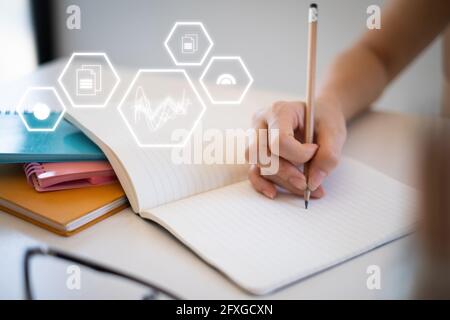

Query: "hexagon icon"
left=17, top=87, right=66, bottom=132
left=200, top=56, right=254, bottom=104
left=118, top=69, right=206, bottom=148
left=58, top=52, right=120, bottom=108
left=165, top=22, right=213, bottom=66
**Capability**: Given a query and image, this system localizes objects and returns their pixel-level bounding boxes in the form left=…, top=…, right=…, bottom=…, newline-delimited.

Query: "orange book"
left=0, top=164, right=128, bottom=236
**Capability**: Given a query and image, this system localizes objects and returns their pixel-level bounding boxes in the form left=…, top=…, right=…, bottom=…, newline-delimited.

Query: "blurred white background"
left=0, top=0, right=444, bottom=115
left=0, top=0, right=36, bottom=83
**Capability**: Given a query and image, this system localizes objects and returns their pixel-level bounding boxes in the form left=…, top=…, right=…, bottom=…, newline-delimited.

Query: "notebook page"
left=142, top=157, right=417, bottom=294
left=66, top=108, right=248, bottom=212
left=64, top=70, right=269, bottom=212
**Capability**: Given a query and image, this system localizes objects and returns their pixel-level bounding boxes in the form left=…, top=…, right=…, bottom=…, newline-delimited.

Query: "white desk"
left=0, top=62, right=428, bottom=299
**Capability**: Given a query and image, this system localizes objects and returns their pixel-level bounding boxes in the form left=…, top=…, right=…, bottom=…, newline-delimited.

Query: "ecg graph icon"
left=117, top=69, right=206, bottom=148
left=133, top=86, right=192, bottom=132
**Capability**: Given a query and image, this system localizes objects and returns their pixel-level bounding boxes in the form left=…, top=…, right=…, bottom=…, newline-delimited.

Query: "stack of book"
left=0, top=112, right=128, bottom=236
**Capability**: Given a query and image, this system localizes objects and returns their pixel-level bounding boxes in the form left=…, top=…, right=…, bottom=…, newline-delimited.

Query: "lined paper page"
left=143, top=157, right=417, bottom=294
left=65, top=71, right=293, bottom=212
left=63, top=70, right=276, bottom=212
left=66, top=111, right=248, bottom=212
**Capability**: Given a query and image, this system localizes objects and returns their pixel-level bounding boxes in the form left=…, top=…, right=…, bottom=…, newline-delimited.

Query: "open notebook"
left=64, top=74, right=417, bottom=294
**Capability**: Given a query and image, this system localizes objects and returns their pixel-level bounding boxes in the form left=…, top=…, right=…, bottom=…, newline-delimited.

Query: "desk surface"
left=0, top=62, right=428, bottom=299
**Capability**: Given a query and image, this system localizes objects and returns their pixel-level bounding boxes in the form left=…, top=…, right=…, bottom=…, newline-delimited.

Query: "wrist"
left=318, top=90, right=344, bottom=113
left=316, top=94, right=346, bottom=124
left=315, top=96, right=347, bottom=142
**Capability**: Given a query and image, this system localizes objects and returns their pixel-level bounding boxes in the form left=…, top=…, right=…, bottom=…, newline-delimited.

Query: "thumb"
left=307, top=124, right=346, bottom=191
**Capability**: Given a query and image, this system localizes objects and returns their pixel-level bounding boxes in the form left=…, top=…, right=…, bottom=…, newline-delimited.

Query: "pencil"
left=304, top=3, right=318, bottom=210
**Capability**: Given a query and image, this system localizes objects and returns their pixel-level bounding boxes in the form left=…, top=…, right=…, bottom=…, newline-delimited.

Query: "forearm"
left=316, top=0, right=450, bottom=122
left=317, top=43, right=389, bottom=121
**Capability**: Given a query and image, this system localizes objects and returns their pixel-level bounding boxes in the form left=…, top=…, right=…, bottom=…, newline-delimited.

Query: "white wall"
left=0, top=0, right=37, bottom=83
left=52, top=0, right=444, bottom=115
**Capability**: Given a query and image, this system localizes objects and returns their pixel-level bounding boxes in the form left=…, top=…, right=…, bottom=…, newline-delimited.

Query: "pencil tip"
left=305, top=201, right=309, bottom=210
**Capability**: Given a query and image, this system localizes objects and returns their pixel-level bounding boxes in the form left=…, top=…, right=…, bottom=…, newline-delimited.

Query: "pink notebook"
left=24, top=161, right=118, bottom=192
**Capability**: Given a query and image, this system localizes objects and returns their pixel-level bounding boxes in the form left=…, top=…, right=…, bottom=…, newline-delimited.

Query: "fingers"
left=249, top=165, right=277, bottom=199
left=307, top=120, right=347, bottom=191
left=265, top=158, right=307, bottom=196
left=266, top=102, right=318, bottom=165
left=270, top=131, right=318, bottom=165
left=249, top=162, right=325, bottom=199
left=264, top=158, right=325, bottom=198
left=250, top=102, right=318, bottom=166
left=311, top=186, right=325, bottom=199
left=248, top=101, right=347, bottom=200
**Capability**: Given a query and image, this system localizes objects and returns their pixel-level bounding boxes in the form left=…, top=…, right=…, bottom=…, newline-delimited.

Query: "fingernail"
left=305, top=143, right=319, bottom=154
left=288, top=177, right=307, bottom=191
left=305, top=143, right=318, bottom=149
left=308, top=170, right=327, bottom=191
left=262, top=189, right=275, bottom=199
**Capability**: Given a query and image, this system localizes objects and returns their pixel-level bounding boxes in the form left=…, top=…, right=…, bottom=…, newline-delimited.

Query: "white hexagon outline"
left=17, top=86, right=66, bottom=132
left=164, top=22, right=214, bottom=66
left=117, top=69, right=207, bottom=148
left=199, top=56, right=254, bottom=105
left=58, top=52, right=120, bottom=108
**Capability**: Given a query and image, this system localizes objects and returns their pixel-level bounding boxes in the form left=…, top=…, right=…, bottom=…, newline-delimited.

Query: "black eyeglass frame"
left=23, top=246, right=181, bottom=300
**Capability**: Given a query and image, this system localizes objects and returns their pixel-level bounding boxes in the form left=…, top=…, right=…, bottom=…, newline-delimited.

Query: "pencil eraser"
left=309, top=4, right=318, bottom=22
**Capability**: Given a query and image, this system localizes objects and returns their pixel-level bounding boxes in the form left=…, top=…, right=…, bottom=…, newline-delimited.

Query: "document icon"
left=181, top=34, right=198, bottom=54
left=76, top=65, right=102, bottom=96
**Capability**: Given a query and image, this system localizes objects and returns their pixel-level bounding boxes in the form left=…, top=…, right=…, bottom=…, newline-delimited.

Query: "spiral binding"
left=0, top=107, right=19, bottom=115
left=0, top=106, right=42, bottom=115
left=23, top=163, right=45, bottom=186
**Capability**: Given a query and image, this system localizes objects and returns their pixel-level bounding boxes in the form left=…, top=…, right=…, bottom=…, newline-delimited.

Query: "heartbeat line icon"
left=133, top=86, right=192, bottom=132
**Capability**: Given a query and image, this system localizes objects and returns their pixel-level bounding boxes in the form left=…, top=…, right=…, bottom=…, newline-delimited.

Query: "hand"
left=247, top=100, right=347, bottom=199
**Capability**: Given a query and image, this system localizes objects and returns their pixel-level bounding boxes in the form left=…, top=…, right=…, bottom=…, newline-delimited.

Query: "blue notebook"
left=0, top=111, right=106, bottom=163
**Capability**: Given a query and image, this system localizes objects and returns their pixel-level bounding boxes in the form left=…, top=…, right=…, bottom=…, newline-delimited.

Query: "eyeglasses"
left=24, top=247, right=181, bottom=300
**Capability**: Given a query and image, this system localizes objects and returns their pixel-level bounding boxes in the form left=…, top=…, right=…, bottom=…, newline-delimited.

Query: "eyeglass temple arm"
left=24, top=246, right=181, bottom=300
